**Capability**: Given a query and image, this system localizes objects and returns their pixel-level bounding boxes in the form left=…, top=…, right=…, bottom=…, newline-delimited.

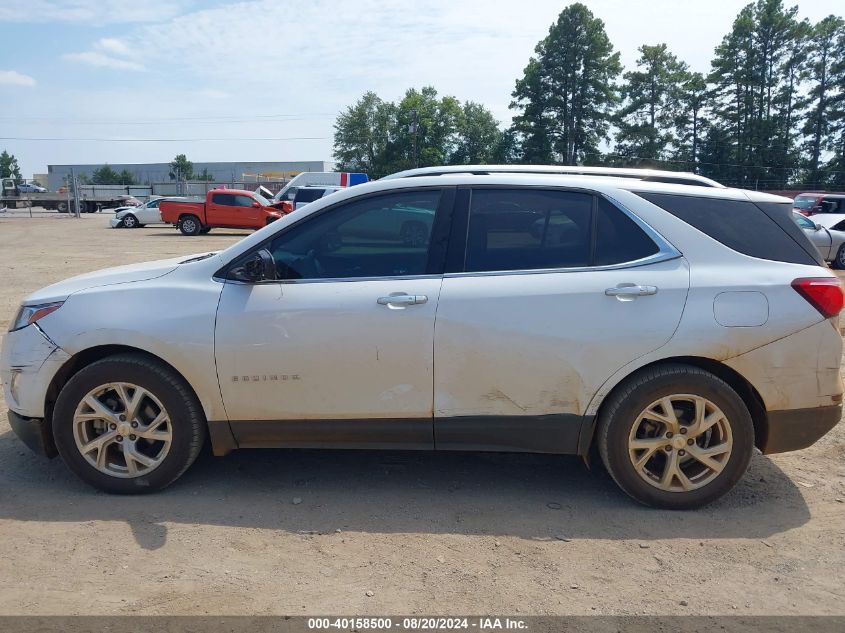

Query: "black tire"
left=597, top=364, right=754, bottom=510
left=179, top=214, right=202, bottom=236
left=833, top=244, right=845, bottom=270
left=122, top=213, right=139, bottom=229
left=52, top=353, right=206, bottom=494
left=57, top=201, right=69, bottom=213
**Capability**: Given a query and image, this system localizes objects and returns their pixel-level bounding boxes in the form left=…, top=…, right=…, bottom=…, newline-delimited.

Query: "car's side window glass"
left=211, top=193, right=234, bottom=206
left=594, top=197, right=660, bottom=265
left=465, top=189, right=593, bottom=272
left=234, top=195, right=254, bottom=207
left=268, top=190, right=441, bottom=280
left=294, top=189, right=326, bottom=204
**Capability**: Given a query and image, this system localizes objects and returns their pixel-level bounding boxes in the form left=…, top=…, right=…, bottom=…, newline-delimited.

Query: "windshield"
left=793, top=196, right=817, bottom=210
left=253, top=193, right=271, bottom=206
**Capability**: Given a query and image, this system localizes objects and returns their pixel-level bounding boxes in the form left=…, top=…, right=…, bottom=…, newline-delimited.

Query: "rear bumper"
left=7, top=410, right=57, bottom=458
left=762, top=405, right=842, bottom=454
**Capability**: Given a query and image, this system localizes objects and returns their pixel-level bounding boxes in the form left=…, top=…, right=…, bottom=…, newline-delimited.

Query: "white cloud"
left=95, top=38, right=131, bottom=56
left=0, top=0, right=191, bottom=24
left=63, top=51, right=145, bottom=71
left=0, top=70, right=36, bottom=86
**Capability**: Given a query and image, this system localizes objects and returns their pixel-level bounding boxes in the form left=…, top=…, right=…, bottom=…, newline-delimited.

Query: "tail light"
left=792, top=277, right=845, bottom=318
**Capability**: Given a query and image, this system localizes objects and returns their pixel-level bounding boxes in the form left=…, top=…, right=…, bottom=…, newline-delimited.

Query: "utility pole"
left=409, top=109, right=419, bottom=168
left=70, top=168, right=81, bottom=218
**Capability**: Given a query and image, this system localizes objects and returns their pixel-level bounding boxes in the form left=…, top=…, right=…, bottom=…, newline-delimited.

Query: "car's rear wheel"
left=121, top=213, right=138, bottom=229
left=597, top=364, right=754, bottom=509
left=52, top=354, right=205, bottom=493
left=178, top=215, right=202, bottom=236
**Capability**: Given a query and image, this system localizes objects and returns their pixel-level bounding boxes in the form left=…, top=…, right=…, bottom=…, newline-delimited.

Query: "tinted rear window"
left=464, top=189, right=660, bottom=272
left=637, top=193, right=821, bottom=266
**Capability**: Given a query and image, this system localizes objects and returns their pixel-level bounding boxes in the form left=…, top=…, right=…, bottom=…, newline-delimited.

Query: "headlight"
left=9, top=302, right=64, bottom=332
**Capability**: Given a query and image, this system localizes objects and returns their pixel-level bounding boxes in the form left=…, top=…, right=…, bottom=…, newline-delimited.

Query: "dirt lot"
left=1, top=208, right=844, bottom=616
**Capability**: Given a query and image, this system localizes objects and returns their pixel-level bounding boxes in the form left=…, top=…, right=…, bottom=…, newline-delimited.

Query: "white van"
left=272, top=172, right=368, bottom=203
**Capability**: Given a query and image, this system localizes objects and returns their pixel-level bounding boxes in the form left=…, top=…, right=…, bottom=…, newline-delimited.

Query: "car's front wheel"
left=52, top=354, right=205, bottom=493
left=597, top=364, right=754, bottom=509
left=121, top=213, right=138, bottom=229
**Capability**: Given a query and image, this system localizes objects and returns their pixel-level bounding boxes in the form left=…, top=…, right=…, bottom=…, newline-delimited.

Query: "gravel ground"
left=0, top=209, right=844, bottom=615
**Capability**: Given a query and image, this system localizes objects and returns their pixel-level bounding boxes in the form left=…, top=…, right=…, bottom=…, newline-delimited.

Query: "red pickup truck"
left=159, top=188, right=286, bottom=235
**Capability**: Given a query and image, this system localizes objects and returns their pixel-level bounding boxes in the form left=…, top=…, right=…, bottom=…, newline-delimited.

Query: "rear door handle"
left=377, top=294, right=428, bottom=306
left=605, top=284, right=658, bottom=298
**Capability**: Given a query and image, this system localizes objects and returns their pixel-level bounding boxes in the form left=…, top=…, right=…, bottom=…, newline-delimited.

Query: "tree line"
left=334, top=0, right=845, bottom=190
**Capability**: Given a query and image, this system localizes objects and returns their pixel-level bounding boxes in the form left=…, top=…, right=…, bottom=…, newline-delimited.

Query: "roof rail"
left=381, top=165, right=724, bottom=188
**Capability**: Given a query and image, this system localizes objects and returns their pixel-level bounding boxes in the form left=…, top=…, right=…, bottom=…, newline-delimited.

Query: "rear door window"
left=211, top=193, right=235, bottom=206
left=463, top=189, right=660, bottom=272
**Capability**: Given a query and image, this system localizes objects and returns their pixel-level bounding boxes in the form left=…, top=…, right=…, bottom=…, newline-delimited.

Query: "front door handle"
left=377, top=294, right=428, bottom=306
left=605, top=284, right=658, bottom=298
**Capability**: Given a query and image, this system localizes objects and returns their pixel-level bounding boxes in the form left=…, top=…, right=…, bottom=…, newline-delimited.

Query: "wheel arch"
left=581, top=356, right=768, bottom=456
left=44, top=345, right=207, bottom=435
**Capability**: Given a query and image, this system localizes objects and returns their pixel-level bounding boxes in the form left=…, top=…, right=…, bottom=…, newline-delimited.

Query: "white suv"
left=2, top=171, right=842, bottom=509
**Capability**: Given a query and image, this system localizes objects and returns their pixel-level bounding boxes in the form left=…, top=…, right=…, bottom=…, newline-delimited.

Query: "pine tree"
left=614, top=44, right=691, bottom=163
left=511, top=3, right=621, bottom=165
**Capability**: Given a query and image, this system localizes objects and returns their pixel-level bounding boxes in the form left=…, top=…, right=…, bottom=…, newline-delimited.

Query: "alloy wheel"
left=72, top=382, right=173, bottom=478
left=627, top=394, right=733, bottom=492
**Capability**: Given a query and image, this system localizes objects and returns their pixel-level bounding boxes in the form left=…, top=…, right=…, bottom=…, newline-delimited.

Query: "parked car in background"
left=793, top=192, right=845, bottom=215
left=110, top=197, right=180, bottom=228
left=17, top=182, right=47, bottom=193
left=272, top=172, right=368, bottom=204
left=793, top=211, right=845, bottom=268
left=3, top=171, right=842, bottom=510
left=281, top=185, right=344, bottom=213
left=159, top=188, right=286, bottom=235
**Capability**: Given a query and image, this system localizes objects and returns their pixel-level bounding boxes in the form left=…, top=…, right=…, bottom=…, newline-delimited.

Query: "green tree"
left=614, top=43, right=691, bottom=162
left=672, top=72, right=710, bottom=169
left=449, top=101, right=502, bottom=165
left=511, top=3, right=621, bottom=165
left=333, top=88, right=502, bottom=176
left=169, top=154, right=194, bottom=181
left=392, top=86, right=463, bottom=170
left=118, top=169, right=137, bottom=185
left=333, top=91, right=396, bottom=175
left=91, top=164, right=120, bottom=184
left=707, top=0, right=804, bottom=187
left=0, top=150, right=22, bottom=182
left=802, top=15, right=845, bottom=186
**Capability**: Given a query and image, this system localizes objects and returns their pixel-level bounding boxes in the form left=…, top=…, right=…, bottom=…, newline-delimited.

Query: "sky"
left=0, top=0, right=839, bottom=178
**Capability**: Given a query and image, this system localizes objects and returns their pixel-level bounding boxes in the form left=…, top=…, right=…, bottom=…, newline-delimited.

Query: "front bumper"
left=109, top=217, right=123, bottom=228
left=762, top=405, right=842, bottom=454
left=1, top=324, right=71, bottom=418
left=7, top=410, right=57, bottom=457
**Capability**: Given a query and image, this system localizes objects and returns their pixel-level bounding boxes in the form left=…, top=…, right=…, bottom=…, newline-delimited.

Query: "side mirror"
left=228, top=249, right=277, bottom=283
left=252, top=200, right=261, bottom=208
left=814, top=223, right=823, bottom=231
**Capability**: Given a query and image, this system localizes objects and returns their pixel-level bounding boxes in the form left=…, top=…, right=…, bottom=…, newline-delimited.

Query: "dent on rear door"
left=433, top=257, right=691, bottom=421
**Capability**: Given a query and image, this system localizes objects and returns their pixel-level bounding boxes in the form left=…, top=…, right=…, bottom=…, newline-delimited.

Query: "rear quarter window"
left=636, top=193, right=822, bottom=266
